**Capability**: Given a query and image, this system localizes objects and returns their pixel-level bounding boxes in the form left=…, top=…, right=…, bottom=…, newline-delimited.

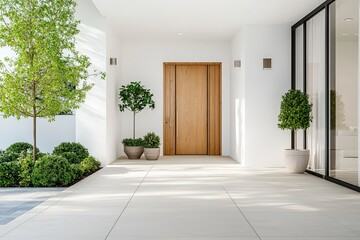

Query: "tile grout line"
left=223, top=187, right=262, bottom=240
left=0, top=169, right=104, bottom=238
left=105, top=165, right=154, bottom=240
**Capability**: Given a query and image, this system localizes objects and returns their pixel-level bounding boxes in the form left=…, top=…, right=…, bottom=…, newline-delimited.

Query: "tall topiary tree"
left=119, top=82, right=155, bottom=139
left=278, top=89, right=313, bottom=149
left=0, top=0, right=100, bottom=161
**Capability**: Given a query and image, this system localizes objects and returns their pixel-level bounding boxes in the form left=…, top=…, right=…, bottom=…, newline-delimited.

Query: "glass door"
left=329, top=0, right=359, bottom=186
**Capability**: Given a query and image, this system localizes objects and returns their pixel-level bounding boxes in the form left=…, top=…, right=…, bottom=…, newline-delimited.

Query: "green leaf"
left=0, top=0, right=99, bottom=161
left=278, top=89, right=313, bottom=131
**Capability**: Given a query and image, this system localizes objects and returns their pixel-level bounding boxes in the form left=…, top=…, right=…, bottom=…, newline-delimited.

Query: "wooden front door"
left=163, top=62, right=222, bottom=156
left=175, top=65, right=208, bottom=154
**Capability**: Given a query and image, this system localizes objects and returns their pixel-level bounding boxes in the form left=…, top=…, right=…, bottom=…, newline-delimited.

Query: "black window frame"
left=291, top=0, right=360, bottom=192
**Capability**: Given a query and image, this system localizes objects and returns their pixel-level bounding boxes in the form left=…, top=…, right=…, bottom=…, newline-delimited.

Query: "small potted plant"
left=278, top=89, right=312, bottom=174
left=119, top=82, right=155, bottom=159
left=122, top=138, right=144, bottom=159
left=143, top=132, right=161, bottom=160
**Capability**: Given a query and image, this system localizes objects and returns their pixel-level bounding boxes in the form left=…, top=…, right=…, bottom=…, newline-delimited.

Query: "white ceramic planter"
left=124, top=146, right=144, bottom=159
left=144, top=148, right=160, bottom=160
left=284, top=149, right=310, bottom=174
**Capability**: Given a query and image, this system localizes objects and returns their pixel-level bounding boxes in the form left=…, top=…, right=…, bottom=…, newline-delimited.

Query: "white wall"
left=230, top=26, right=291, bottom=168
left=230, top=30, right=246, bottom=163
left=106, top=24, right=122, bottom=161
left=115, top=40, right=231, bottom=157
left=0, top=116, right=75, bottom=153
left=75, top=0, right=108, bottom=165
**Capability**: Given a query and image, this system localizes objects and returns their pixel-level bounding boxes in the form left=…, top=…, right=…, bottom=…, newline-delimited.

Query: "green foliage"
left=119, top=82, right=155, bottom=139
left=6, top=142, right=38, bottom=155
left=19, top=155, right=35, bottom=187
left=53, top=142, right=89, bottom=163
left=32, top=155, right=74, bottom=187
left=0, top=151, right=19, bottom=163
left=0, top=161, right=19, bottom=187
left=80, top=156, right=101, bottom=176
left=0, top=142, right=39, bottom=163
left=118, top=82, right=155, bottom=113
left=278, top=89, right=313, bottom=131
left=70, top=163, right=82, bottom=181
left=0, top=142, right=99, bottom=187
left=122, top=138, right=144, bottom=147
left=58, top=110, right=74, bottom=115
left=58, top=152, right=81, bottom=164
left=143, top=132, right=161, bottom=148
left=0, top=0, right=100, bottom=161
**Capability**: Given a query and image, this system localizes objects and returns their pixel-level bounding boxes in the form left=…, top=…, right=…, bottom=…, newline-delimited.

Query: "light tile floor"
left=1, top=156, right=360, bottom=240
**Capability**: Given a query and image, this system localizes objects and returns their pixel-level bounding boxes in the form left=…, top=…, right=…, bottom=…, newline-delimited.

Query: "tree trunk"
left=33, top=111, right=37, bottom=161
left=32, top=80, right=37, bottom=161
left=294, top=130, right=297, bottom=150
left=133, top=111, right=136, bottom=139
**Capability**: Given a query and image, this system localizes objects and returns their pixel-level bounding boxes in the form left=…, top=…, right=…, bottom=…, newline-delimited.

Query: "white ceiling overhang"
left=92, top=0, right=325, bottom=41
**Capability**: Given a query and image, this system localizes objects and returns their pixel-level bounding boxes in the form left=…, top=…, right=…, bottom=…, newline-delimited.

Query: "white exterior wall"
left=230, top=30, right=246, bottom=164
left=0, top=116, right=75, bottom=153
left=230, top=26, right=291, bottom=168
left=106, top=25, right=122, bottom=161
left=75, top=0, right=108, bottom=165
left=115, top=41, right=231, bottom=157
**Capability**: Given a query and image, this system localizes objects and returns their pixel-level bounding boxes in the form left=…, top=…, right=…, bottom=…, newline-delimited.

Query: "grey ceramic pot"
left=124, top=146, right=144, bottom=159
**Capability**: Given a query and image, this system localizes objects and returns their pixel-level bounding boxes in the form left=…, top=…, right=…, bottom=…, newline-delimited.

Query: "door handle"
left=176, top=110, right=179, bottom=139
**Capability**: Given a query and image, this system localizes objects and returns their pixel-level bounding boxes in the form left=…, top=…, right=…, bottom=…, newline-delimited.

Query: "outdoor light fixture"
left=234, top=60, right=241, bottom=68
left=110, top=58, right=117, bottom=66
left=263, top=58, right=272, bottom=70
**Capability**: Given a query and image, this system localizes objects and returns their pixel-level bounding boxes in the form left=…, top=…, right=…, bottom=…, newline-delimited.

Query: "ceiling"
left=92, top=0, right=325, bottom=41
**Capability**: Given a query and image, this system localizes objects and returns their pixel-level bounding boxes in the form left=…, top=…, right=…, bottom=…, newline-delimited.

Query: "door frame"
left=163, top=62, right=222, bottom=156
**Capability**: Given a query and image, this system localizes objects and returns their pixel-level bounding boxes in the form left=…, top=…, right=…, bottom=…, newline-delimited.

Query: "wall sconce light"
left=263, top=58, right=272, bottom=70
left=234, top=60, right=241, bottom=68
left=110, top=58, right=117, bottom=66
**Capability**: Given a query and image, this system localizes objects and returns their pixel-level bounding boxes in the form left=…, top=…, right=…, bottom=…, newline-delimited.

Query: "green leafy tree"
left=278, top=89, right=313, bottom=149
left=119, top=82, right=155, bottom=139
left=0, top=0, right=100, bottom=161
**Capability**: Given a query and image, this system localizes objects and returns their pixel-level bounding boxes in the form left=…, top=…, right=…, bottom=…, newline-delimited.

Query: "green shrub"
left=53, top=142, right=89, bottom=162
left=143, top=132, right=161, bottom=148
left=6, top=142, right=38, bottom=155
left=278, top=89, right=313, bottom=131
left=32, top=155, right=75, bottom=187
left=80, top=156, right=101, bottom=176
left=122, top=138, right=143, bottom=147
left=1, top=142, right=39, bottom=163
left=19, top=155, right=35, bottom=187
left=0, top=151, right=19, bottom=163
left=70, top=164, right=82, bottom=181
left=59, top=152, right=82, bottom=164
left=0, top=161, right=20, bottom=187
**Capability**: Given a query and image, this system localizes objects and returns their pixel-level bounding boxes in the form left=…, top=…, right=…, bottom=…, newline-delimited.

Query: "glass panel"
left=329, top=0, right=359, bottom=186
left=296, top=26, right=304, bottom=149
left=307, top=10, right=326, bottom=175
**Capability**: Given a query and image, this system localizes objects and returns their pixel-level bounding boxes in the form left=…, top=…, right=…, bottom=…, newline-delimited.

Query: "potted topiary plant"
left=143, top=132, right=161, bottom=160
left=119, top=82, right=155, bottom=159
left=122, top=138, right=144, bottom=159
left=278, top=89, right=313, bottom=174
